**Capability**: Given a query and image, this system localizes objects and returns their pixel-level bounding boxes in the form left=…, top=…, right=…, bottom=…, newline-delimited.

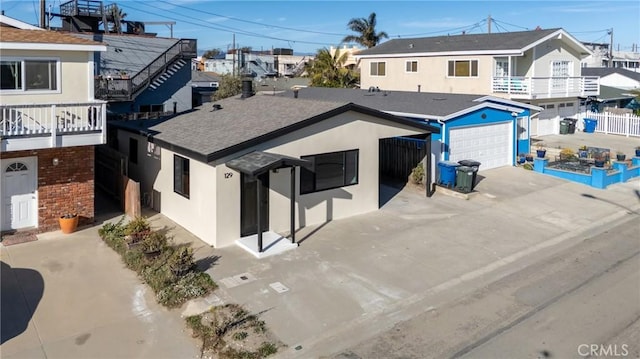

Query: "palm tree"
left=305, top=48, right=358, bottom=88
left=107, top=5, right=127, bottom=34
left=342, top=12, right=388, bottom=48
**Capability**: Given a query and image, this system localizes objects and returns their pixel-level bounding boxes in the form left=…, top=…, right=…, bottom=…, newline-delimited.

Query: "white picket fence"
left=583, top=111, right=640, bottom=137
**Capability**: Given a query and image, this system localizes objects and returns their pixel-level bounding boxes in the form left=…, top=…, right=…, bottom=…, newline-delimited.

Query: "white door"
left=536, top=103, right=559, bottom=136
left=449, top=122, right=513, bottom=170
left=1, top=157, right=37, bottom=230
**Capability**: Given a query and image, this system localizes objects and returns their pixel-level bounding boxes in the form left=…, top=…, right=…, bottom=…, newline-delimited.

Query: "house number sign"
left=224, top=172, right=233, bottom=178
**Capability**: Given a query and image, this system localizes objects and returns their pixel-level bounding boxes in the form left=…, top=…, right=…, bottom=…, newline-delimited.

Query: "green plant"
left=232, top=331, right=248, bottom=341
left=523, top=163, right=534, bottom=170
left=535, top=142, right=546, bottom=150
left=168, top=247, right=194, bottom=271
left=125, top=216, right=151, bottom=244
left=141, top=232, right=168, bottom=253
left=559, top=148, right=577, bottom=161
left=410, top=163, right=424, bottom=184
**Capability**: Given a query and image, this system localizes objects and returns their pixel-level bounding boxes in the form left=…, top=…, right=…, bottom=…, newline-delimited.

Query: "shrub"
left=141, top=232, right=168, bottom=253
left=125, top=216, right=151, bottom=243
left=168, top=247, right=195, bottom=271
left=410, top=163, right=425, bottom=184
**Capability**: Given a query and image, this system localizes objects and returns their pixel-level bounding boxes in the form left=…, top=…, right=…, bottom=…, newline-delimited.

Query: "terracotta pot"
left=59, top=215, right=79, bottom=234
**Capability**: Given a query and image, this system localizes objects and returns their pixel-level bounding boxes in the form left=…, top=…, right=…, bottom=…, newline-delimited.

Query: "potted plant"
left=615, top=151, right=626, bottom=161
left=517, top=153, right=526, bottom=164
left=124, top=216, right=151, bottom=249
left=578, top=145, right=588, bottom=158
left=141, top=232, right=167, bottom=259
left=635, top=146, right=640, bottom=157
left=525, top=154, right=534, bottom=162
left=559, top=148, right=576, bottom=161
left=594, top=154, right=606, bottom=168
left=535, top=143, right=547, bottom=158
left=168, top=247, right=194, bottom=277
left=59, top=213, right=79, bottom=234
left=119, top=70, right=129, bottom=79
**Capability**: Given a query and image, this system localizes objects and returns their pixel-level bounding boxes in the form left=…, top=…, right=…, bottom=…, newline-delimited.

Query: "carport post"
left=290, top=167, right=296, bottom=244
left=425, top=133, right=434, bottom=197
left=257, top=175, right=263, bottom=253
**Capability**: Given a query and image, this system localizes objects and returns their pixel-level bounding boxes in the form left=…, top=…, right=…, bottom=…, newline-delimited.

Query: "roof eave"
left=356, top=49, right=523, bottom=59
left=0, top=42, right=106, bottom=52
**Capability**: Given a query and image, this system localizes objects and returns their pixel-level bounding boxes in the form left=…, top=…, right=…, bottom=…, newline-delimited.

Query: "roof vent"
left=409, top=43, right=414, bottom=49
left=241, top=79, right=254, bottom=99
left=211, top=104, right=222, bottom=111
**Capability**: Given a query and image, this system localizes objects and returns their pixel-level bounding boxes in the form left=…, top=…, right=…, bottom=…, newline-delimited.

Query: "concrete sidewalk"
left=191, top=167, right=640, bottom=358
left=0, top=221, right=200, bottom=359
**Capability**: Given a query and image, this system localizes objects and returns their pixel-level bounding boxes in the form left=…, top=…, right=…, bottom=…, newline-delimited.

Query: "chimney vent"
left=294, top=89, right=299, bottom=98
left=241, top=79, right=254, bottom=99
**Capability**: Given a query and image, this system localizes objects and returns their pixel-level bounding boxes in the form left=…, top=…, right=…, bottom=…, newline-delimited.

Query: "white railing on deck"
left=0, top=102, right=105, bottom=137
left=492, top=76, right=599, bottom=99
left=584, top=111, right=640, bottom=137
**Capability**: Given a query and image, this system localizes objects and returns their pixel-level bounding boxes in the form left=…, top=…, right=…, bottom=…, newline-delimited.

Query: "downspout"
left=425, top=133, right=434, bottom=197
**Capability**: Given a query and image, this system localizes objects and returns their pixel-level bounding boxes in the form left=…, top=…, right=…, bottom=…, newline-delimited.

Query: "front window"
left=406, top=61, right=418, bottom=72
left=173, top=155, right=190, bottom=198
left=300, top=149, right=359, bottom=194
left=370, top=62, right=386, bottom=76
left=1, top=59, right=58, bottom=91
left=448, top=60, right=478, bottom=77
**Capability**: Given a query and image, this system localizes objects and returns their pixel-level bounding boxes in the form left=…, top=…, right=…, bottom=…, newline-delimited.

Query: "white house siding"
left=211, top=111, right=427, bottom=248
left=530, top=40, right=583, bottom=78
left=598, top=73, right=640, bottom=90
left=154, top=147, right=218, bottom=246
left=1, top=49, right=92, bottom=104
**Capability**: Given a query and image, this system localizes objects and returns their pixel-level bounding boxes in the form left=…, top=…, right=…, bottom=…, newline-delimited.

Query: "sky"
left=1, top=0, right=639, bottom=55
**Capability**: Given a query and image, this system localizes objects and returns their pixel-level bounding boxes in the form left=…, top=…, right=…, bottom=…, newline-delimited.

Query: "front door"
left=240, top=173, right=269, bottom=237
left=2, top=157, right=37, bottom=230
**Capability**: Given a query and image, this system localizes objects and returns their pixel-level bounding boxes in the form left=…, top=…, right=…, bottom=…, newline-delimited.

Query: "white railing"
left=492, top=76, right=599, bottom=99
left=1, top=102, right=106, bottom=137
left=584, top=111, right=640, bottom=137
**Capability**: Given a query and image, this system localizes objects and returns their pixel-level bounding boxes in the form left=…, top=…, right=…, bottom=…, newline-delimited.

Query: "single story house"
left=275, top=87, right=542, bottom=174
left=111, top=86, right=439, bottom=251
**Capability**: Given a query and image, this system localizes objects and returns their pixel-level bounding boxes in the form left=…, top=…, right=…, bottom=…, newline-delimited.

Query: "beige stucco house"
left=112, top=88, right=438, bottom=255
left=356, top=28, right=599, bottom=136
left=1, top=21, right=107, bottom=232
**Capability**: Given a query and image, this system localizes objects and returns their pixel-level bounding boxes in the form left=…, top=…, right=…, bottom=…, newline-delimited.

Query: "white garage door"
left=449, top=122, right=513, bottom=170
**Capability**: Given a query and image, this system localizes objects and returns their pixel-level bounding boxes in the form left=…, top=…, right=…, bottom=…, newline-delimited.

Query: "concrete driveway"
left=196, top=167, right=640, bottom=358
left=0, top=222, right=200, bottom=358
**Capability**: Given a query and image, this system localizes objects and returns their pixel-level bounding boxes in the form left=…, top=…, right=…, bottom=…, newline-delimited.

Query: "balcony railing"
left=492, top=76, right=599, bottom=99
left=95, top=39, right=197, bottom=101
left=1, top=102, right=106, bottom=147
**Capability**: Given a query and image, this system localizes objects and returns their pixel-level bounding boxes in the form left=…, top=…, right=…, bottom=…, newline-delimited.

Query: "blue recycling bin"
left=437, top=161, right=460, bottom=188
left=583, top=118, right=597, bottom=133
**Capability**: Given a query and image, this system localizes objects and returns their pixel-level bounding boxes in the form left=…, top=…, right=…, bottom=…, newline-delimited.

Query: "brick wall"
left=1, top=146, right=95, bottom=232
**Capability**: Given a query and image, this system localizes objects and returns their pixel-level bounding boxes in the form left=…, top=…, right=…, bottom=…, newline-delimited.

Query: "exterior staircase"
left=148, top=59, right=188, bottom=90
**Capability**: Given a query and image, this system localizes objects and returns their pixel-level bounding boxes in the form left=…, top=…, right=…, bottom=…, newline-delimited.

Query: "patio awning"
left=226, top=151, right=311, bottom=176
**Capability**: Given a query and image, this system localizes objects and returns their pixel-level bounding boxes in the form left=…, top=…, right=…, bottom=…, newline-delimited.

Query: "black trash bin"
left=457, top=160, right=481, bottom=190
left=564, top=118, right=577, bottom=134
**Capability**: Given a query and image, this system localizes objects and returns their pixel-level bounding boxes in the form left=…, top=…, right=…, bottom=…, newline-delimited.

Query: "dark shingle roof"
left=357, top=28, right=561, bottom=56
left=113, top=94, right=438, bottom=162
left=275, top=87, right=483, bottom=117
left=598, top=85, right=636, bottom=101
left=581, top=67, right=640, bottom=81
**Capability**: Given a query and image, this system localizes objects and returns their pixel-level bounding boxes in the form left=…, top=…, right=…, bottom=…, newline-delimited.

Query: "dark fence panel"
left=379, top=137, right=427, bottom=181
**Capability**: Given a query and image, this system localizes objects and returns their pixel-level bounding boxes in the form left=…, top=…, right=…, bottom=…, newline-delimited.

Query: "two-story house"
left=356, top=28, right=599, bottom=136
left=1, top=26, right=107, bottom=233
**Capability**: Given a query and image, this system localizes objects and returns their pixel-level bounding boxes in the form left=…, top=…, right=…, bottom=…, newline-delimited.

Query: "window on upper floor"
left=370, top=62, right=386, bottom=76
left=447, top=60, right=478, bottom=77
left=1, top=59, right=58, bottom=92
left=405, top=61, right=418, bottom=72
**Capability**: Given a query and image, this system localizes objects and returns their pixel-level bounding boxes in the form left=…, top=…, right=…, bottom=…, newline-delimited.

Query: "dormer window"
left=1, top=58, right=58, bottom=92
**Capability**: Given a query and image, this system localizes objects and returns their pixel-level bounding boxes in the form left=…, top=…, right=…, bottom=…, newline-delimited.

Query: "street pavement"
left=1, top=165, right=639, bottom=359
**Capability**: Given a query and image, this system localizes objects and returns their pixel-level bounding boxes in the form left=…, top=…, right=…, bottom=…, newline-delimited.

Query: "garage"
left=448, top=122, right=513, bottom=170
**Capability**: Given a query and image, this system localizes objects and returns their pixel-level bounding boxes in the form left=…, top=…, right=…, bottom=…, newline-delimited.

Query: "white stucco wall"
left=599, top=73, right=640, bottom=89
left=153, top=147, right=218, bottom=245
left=359, top=55, right=495, bottom=94
left=1, top=49, right=92, bottom=104
left=212, top=110, right=427, bottom=248
left=530, top=39, right=583, bottom=78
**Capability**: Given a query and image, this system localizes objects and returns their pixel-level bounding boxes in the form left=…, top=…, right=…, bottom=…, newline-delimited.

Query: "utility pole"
left=487, top=14, right=492, bottom=34
left=232, top=34, right=236, bottom=77
left=608, top=28, right=614, bottom=68
left=40, top=0, right=46, bottom=29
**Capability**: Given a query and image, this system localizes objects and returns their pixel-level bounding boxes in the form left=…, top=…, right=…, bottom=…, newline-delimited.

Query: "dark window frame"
left=300, top=149, right=359, bottom=195
left=129, top=137, right=138, bottom=164
left=173, top=154, right=190, bottom=198
left=370, top=62, right=386, bottom=76
left=447, top=59, right=479, bottom=77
